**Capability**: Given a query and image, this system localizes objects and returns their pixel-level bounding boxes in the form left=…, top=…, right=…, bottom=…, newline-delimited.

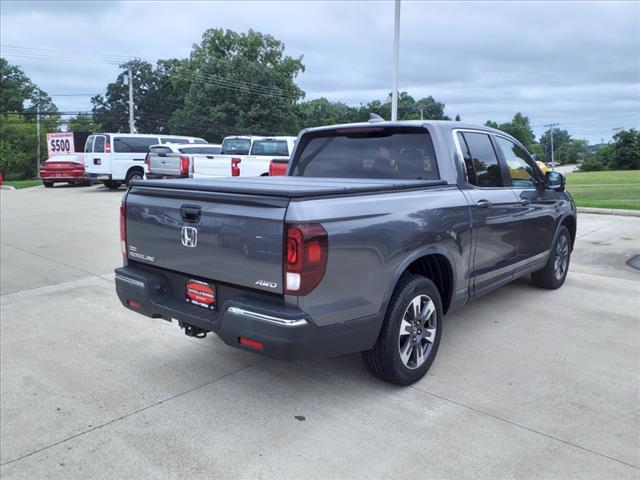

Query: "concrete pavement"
left=1, top=184, right=639, bottom=479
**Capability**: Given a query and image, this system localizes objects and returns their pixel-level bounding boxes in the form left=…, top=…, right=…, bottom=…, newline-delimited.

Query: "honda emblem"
left=181, top=226, right=198, bottom=248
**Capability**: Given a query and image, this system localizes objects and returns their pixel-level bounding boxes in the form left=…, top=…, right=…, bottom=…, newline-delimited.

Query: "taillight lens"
left=180, top=156, right=189, bottom=175
left=105, top=141, right=111, bottom=153
left=284, top=223, right=328, bottom=296
left=231, top=157, right=241, bottom=176
left=119, top=203, right=126, bottom=257
left=144, top=154, right=150, bottom=168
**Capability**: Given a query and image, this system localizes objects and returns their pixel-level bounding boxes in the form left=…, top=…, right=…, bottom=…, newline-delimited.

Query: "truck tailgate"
left=192, top=154, right=232, bottom=178
left=124, top=185, right=287, bottom=294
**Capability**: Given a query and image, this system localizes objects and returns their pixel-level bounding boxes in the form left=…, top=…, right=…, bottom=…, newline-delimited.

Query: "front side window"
left=292, top=127, right=439, bottom=180
left=250, top=140, right=289, bottom=156
left=459, top=132, right=503, bottom=188
left=113, top=137, right=158, bottom=153
left=221, top=138, right=251, bottom=155
left=495, top=136, right=538, bottom=188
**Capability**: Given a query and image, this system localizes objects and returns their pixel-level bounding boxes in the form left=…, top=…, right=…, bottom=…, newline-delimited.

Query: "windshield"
left=291, top=128, right=439, bottom=180
left=250, top=140, right=289, bottom=156
left=221, top=138, right=251, bottom=155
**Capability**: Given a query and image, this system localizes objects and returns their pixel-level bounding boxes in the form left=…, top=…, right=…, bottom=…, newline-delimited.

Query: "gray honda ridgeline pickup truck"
left=115, top=120, right=576, bottom=385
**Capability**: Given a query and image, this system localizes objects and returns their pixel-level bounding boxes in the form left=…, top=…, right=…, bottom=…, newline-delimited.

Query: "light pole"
left=544, top=123, right=559, bottom=170
left=124, top=63, right=135, bottom=133
left=391, top=0, right=401, bottom=121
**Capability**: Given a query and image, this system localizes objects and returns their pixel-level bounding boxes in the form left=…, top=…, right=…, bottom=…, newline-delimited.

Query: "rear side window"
left=160, top=137, right=191, bottom=144
left=494, top=136, right=538, bottom=187
left=84, top=136, right=95, bottom=153
left=113, top=137, right=158, bottom=153
left=179, top=146, right=221, bottom=154
left=221, top=138, right=251, bottom=155
left=193, top=138, right=208, bottom=144
left=250, top=140, right=289, bottom=156
left=93, top=136, right=105, bottom=153
left=292, top=127, right=439, bottom=180
left=458, top=132, right=503, bottom=187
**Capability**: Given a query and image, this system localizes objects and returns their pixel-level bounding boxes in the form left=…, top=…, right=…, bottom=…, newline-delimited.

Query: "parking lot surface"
left=1, top=184, right=639, bottom=479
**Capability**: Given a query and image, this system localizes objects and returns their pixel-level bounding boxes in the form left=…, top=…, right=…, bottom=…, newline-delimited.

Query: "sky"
left=1, top=0, right=639, bottom=143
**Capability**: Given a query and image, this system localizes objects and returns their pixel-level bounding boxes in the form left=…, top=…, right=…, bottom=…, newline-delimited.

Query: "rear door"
left=125, top=187, right=288, bottom=293
left=90, top=135, right=109, bottom=175
left=455, top=131, right=522, bottom=296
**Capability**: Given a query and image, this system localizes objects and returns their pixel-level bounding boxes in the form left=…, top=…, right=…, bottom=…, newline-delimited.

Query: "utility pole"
left=544, top=123, right=559, bottom=170
left=126, top=64, right=135, bottom=133
left=391, top=0, right=401, bottom=121
left=36, top=103, right=41, bottom=178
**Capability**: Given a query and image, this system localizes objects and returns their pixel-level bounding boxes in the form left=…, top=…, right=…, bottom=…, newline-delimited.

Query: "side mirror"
left=545, top=171, right=565, bottom=191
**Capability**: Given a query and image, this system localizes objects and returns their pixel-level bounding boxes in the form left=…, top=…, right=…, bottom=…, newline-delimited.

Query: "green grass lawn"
left=566, top=170, right=640, bottom=210
left=2, top=179, right=42, bottom=189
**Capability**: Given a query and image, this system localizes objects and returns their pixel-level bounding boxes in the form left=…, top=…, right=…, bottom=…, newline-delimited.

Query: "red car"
left=40, top=154, right=91, bottom=187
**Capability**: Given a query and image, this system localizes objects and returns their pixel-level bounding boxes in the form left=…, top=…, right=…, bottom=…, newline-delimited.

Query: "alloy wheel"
left=398, top=294, right=437, bottom=369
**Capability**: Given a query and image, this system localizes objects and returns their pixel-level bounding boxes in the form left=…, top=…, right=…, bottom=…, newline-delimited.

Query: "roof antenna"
left=369, top=113, right=384, bottom=123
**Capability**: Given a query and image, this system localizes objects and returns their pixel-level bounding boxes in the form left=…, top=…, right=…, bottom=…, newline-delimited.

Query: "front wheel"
left=43, top=181, right=53, bottom=188
left=362, top=274, right=443, bottom=386
left=531, top=225, right=571, bottom=289
left=125, top=170, right=144, bottom=186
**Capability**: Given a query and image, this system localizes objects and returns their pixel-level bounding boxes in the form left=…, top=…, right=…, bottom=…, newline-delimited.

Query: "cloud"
left=2, top=0, right=638, bottom=142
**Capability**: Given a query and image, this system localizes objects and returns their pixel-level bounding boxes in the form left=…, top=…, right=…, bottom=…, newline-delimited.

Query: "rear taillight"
left=120, top=202, right=126, bottom=257
left=284, top=223, right=328, bottom=296
left=144, top=154, right=150, bottom=168
left=180, top=156, right=189, bottom=176
left=269, top=159, right=288, bottom=176
left=105, top=141, right=111, bottom=153
left=231, top=157, right=241, bottom=176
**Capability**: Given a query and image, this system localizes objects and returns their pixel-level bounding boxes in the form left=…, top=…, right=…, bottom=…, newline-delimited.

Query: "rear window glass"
left=160, top=137, right=191, bottom=144
left=458, top=132, right=503, bottom=187
left=113, top=137, right=158, bottom=153
left=93, top=136, right=105, bottom=153
left=221, top=138, right=251, bottom=155
left=84, top=136, right=94, bottom=153
left=250, top=140, right=289, bottom=156
left=149, top=146, right=173, bottom=154
left=292, top=128, right=439, bottom=180
left=193, top=138, right=208, bottom=144
left=179, top=146, right=221, bottom=154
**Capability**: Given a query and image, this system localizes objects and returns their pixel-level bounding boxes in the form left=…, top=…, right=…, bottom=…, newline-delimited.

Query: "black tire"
left=125, top=169, right=144, bottom=186
left=531, top=225, right=571, bottom=289
left=362, top=274, right=443, bottom=386
left=103, top=180, right=122, bottom=190
left=43, top=181, right=53, bottom=188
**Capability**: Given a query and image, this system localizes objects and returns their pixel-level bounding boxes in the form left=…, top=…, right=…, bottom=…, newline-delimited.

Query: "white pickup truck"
left=192, top=135, right=296, bottom=178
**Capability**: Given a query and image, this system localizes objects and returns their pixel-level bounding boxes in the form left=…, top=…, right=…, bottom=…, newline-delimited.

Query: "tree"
left=356, top=92, right=449, bottom=121
left=609, top=129, right=640, bottom=170
left=539, top=128, right=571, bottom=163
left=296, top=98, right=358, bottom=129
left=485, top=113, right=535, bottom=147
left=67, top=113, right=100, bottom=133
left=0, top=58, right=59, bottom=178
left=170, top=29, right=305, bottom=142
left=555, top=139, right=590, bottom=165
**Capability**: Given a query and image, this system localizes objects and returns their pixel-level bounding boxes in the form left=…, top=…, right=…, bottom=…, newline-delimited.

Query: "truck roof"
left=300, top=119, right=502, bottom=136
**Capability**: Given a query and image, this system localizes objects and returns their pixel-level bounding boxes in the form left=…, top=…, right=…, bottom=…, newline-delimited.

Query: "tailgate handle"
left=180, top=205, right=201, bottom=223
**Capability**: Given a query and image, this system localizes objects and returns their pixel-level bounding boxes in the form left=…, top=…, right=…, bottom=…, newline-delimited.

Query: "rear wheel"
left=125, top=169, right=144, bottom=186
left=362, top=274, right=443, bottom=386
left=531, top=226, right=571, bottom=289
left=103, top=180, right=122, bottom=190
left=43, top=181, right=53, bottom=188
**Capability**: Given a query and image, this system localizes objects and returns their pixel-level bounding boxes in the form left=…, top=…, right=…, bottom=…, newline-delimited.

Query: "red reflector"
left=239, top=337, right=264, bottom=351
left=127, top=300, right=141, bottom=309
left=307, top=241, right=322, bottom=263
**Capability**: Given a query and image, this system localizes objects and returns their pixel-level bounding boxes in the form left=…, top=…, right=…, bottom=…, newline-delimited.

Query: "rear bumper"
left=115, top=265, right=380, bottom=361
left=146, top=173, right=188, bottom=180
left=41, top=171, right=87, bottom=181
left=86, top=173, right=112, bottom=180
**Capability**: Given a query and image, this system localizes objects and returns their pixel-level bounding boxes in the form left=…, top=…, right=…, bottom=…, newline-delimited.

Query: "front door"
left=493, top=135, right=558, bottom=268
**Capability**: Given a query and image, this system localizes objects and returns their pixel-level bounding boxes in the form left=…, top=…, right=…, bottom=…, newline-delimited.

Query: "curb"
left=0, top=185, right=16, bottom=191
left=577, top=207, right=640, bottom=218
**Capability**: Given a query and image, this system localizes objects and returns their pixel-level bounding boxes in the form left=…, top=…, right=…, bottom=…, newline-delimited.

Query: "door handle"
left=520, top=199, right=531, bottom=206
left=180, top=204, right=201, bottom=223
left=476, top=199, right=492, bottom=208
